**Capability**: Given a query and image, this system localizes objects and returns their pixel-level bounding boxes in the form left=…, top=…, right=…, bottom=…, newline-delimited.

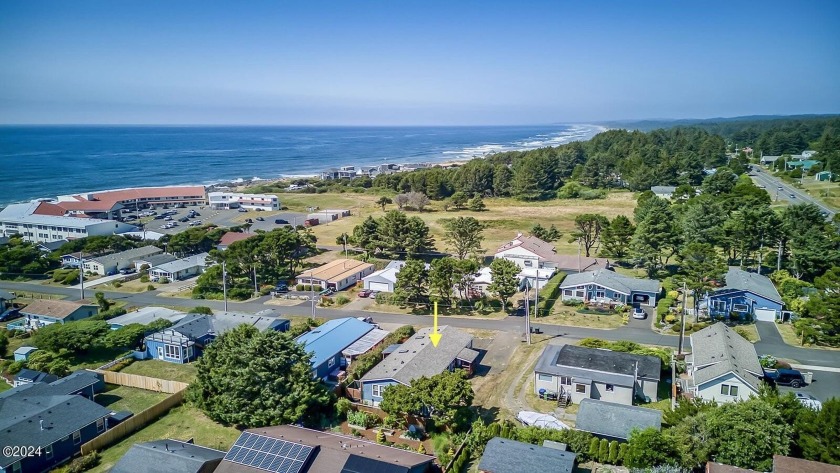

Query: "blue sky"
left=1, top=1, right=838, bottom=125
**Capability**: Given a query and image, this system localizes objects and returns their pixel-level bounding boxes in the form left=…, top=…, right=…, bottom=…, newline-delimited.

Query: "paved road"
left=5, top=280, right=839, bottom=368
left=749, top=164, right=836, bottom=219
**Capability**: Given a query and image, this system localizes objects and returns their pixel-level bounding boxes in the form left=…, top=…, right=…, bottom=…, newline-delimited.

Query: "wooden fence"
left=80, top=389, right=185, bottom=455
left=96, top=370, right=189, bottom=393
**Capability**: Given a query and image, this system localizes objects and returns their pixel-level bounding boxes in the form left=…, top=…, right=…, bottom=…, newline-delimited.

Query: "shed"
left=13, top=346, right=38, bottom=362
left=575, top=398, right=662, bottom=441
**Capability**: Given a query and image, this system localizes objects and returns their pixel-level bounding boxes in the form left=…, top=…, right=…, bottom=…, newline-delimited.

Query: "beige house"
left=296, top=259, right=375, bottom=291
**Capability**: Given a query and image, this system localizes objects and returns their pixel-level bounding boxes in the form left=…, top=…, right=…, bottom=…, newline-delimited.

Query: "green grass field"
left=96, top=384, right=169, bottom=413
left=88, top=405, right=240, bottom=473
left=288, top=191, right=638, bottom=257
left=119, top=360, right=198, bottom=383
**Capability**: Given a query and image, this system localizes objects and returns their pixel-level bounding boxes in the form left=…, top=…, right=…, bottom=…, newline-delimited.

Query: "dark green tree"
left=680, top=243, right=726, bottom=316
left=34, top=319, right=110, bottom=353
left=442, top=217, right=484, bottom=259
left=795, top=397, right=840, bottom=465
left=187, top=325, right=331, bottom=428
left=394, top=259, right=429, bottom=304
left=429, top=257, right=458, bottom=305
left=530, top=223, right=562, bottom=243
left=488, top=258, right=519, bottom=311
left=25, top=350, right=71, bottom=376
left=376, top=196, right=392, bottom=211
left=630, top=197, right=682, bottom=276
left=624, top=428, right=678, bottom=469
left=600, top=215, right=635, bottom=259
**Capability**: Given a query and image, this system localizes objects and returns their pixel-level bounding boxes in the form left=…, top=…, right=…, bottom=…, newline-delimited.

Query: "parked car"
left=274, top=283, right=288, bottom=293
left=632, top=307, right=647, bottom=319
left=319, top=288, right=334, bottom=296
left=154, top=215, right=165, bottom=220
left=238, top=208, right=248, bottom=212
left=368, top=290, right=380, bottom=299
left=256, top=217, right=264, bottom=221
left=164, top=216, right=173, bottom=221
left=254, top=208, right=263, bottom=211
left=357, top=316, right=374, bottom=324
left=789, top=194, right=796, bottom=199
left=764, top=368, right=807, bottom=388
left=358, top=289, right=371, bottom=298
left=119, top=268, right=136, bottom=275
left=275, top=219, right=289, bottom=224
left=0, top=308, right=21, bottom=322
left=794, top=392, right=822, bottom=410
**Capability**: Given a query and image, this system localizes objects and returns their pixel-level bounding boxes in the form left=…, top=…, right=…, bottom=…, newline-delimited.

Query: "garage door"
left=367, top=282, right=391, bottom=292
left=754, top=308, right=777, bottom=322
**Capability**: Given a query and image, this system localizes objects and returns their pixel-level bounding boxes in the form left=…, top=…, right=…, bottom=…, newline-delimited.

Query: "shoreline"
left=0, top=123, right=608, bottom=207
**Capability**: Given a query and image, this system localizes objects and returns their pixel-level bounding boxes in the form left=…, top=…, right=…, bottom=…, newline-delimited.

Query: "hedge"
left=536, top=271, right=566, bottom=317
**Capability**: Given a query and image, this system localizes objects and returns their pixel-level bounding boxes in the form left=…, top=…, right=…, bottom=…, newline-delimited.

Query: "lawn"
left=292, top=191, right=637, bottom=257
left=0, top=382, right=10, bottom=393
left=538, top=304, right=627, bottom=329
left=88, top=405, right=240, bottom=473
left=71, top=347, right=132, bottom=370
left=796, top=179, right=840, bottom=209
left=119, top=360, right=198, bottom=383
left=776, top=322, right=800, bottom=346
left=733, top=324, right=760, bottom=343
left=98, top=278, right=152, bottom=293
left=96, top=384, right=169, bottom=413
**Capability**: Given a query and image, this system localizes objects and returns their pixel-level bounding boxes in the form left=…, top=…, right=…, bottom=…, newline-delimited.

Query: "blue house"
left=143, top=312, right=290, bottom=364
left=296, top=317, right=376, bottom=380
left=559, top=270, right=661, bottom=307
left=13, top=346, right=38, bottom=362
left=358, top=326, right=477, bottom=406
left=0, top=371, right=109, bottom=473
left=704, top=268, right=783, bottom=322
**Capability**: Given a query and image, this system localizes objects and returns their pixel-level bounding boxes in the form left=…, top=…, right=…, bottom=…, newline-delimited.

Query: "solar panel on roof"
left=222, top=432, right=314, bottom=473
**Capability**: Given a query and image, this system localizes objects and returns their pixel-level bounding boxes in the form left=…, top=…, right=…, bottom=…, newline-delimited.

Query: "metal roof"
left=296, top=318, right=375, bottom=370
left=342, top=328, right=390, bottom=357
left=89, top=245, right=162, bottom=266
left=575, top=399, right=662, bottom=440
left=150, top=253, right=208, bottom=274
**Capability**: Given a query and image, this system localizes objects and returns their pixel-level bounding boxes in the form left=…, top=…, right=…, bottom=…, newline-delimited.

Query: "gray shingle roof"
left=360, top=326, right=473, bottom=385
left=110, top=439, right=225, bottom=473
left=0, top=392, right=111, bottom=467
left=478, top=437, right=577, bottom=473
left=48, top=370, right=102, bottom=395
left=720, top=267, right=782, bottom=304
left=14, top=369, right=58, bottom=384
left=689, top=322, right=763, bottom=392
left=89, top=245, right=162, bottom=266
left=575, top=399, right=662, bottom=440
left=137, top=253, right=178, bottom=267
left=559, top=269, right=661, bottom=295
left=164, top=312, right=288, bottom=341
left=535, top=345, right=661, bottom=386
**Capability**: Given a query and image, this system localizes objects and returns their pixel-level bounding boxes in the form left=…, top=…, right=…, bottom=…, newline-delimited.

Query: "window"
left=732, top=304, right=749, bottom=313
left=712, top=300, right=726, bottom=312
left=575, top=383, right=587, bottom=393
left=560, top=376, right=572, bottom=386
left=45, top=444, right=53, bottom=460
left=73, top=430, right=81, bottom=445
left=372, top=384, right=384, bottom=397
left=606, top=384, right=614, bottom=392
left=563, top=290, right=573, bottom=296
left=720, top=384, right=739, bottom=396
left=328, top=357, right=336, bottom=368
left=524, top=260, right=533, bottom=267
left=538, top=374, right=553, bottom=382
left=164, top=344, right=181, bottom=359
left=97, top=418, right=105, bottom=432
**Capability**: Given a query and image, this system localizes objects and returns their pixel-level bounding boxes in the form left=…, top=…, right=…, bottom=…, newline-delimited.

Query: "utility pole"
left=222, top=261, right=228, bottom=312
left=524, top=286, right=531, bottom=345
left=343, top=233, right=348, bottom=259
left=678, top=281, right=687, bottom=355
left=577, top=238, right=582, bottom=273
left=777, top=239, right=783, bottom=272
left=253, top=265, right=258, bottom=294
left=79, top=251, right=85, bottom=300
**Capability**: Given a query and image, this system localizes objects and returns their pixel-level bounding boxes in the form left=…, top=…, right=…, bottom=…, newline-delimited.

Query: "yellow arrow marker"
left=430, top=301, right=442, bottom=347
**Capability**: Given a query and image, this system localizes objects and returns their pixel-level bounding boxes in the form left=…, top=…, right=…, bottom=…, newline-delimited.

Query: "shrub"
left=759, top=354, right=777, bottom=369
left=589, top=437, right=600, bottom=458
left=665, top=314, right=677, bottom=324
left=228, top=287, right=252, bottom=300
left=112, top=281, right=122, bottom=288
left=140, top=274, right=150, bottom=283
left=159, top=277, right=170, bottom=284
left=296, top=284, right=304, bottom=291
left=347, top=410, right=375, bottom=428
left=188, top=306, right=213, bottom=315
left=147, top=284, right=156, bottom=291
left=65, top=451, right=101, bottom=473
left=608, top=440, right=619, bottom=463
left=376, top=429, right=386, bottom=444
left=335, top=295, right=350, bottom=305
left=336, top=398, right=352, bottom=418
left=598, top=438, right=609, bottom=463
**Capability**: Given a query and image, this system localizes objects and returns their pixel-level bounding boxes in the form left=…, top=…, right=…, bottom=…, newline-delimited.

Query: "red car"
left=358, top=290, right=371, bottom=298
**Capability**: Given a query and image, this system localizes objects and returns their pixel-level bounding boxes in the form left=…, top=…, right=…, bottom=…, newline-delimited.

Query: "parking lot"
left=125, top=207, right=308, bottom=235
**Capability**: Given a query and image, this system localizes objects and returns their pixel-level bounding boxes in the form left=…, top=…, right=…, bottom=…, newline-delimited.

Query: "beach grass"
left=118, top=359, right=198, bottom=383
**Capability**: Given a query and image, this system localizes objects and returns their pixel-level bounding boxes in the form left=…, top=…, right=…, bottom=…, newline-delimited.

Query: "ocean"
left=0, top=124, right=603, bottom=206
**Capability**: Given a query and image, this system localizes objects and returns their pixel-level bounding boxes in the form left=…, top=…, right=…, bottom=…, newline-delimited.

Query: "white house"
left=683, top=323, right=764, bottom=403
left=208, top=192, right=279, bottom=211
left=83, top=246, right=163, bottom=275
left=362, top=261, right=430, bottom=293
left=650, top=186, right=677, bottom=199
left=149, top=253, right=208, bottom=281
left=495, top=234, right=610, bottom=273
left=0, top=201, right=137, bottom=243
left=297, top=259, right=375, bottom=291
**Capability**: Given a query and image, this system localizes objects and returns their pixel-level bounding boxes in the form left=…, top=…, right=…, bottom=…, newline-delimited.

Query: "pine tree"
left=608, top=440, right=619, bottom=464
left=598, top=438, right=609, bottom=463
left=588, top=437, right=600, bottom=458
left=376, top=429, right=386, bottom=444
